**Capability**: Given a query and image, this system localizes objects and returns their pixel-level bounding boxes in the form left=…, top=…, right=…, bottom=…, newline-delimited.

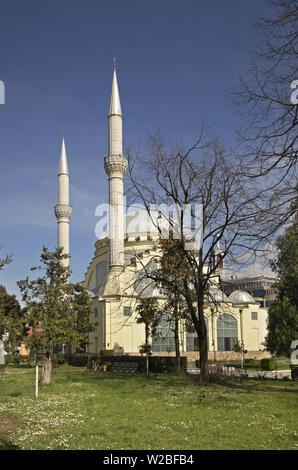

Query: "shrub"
left=100, top=350, right=114, bottom=357
left=138, top=344, right=152, bottom=356
left=52, top=356, right=66, bottom=367
left=243, top=359, right=262, bottom=369
left=261, top=358, right=277, bottom=371
left=244, top=359, right=256, bottom=365
left=290, top=365, right=298, bottom=381
left=4, top=354, right=13, bottom=364
left=67, top=354, right=90, bottom=367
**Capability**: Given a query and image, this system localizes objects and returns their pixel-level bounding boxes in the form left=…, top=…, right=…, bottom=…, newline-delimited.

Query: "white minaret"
left=54, top=136, right=72, bottom=268
left=104, top=62, right=127, bottom=272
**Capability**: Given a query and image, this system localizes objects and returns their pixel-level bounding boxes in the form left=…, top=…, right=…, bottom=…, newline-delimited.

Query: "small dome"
left=206, top=288, right=228, bottom=302
left=228, top=289, right=256, bottom=304
left=138, top=283, right=166, bottom=299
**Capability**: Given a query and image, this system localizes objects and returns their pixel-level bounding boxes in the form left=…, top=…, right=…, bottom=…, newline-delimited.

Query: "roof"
left=138, top=283, right=166, bottom=299
left=228, top=289, right=256, bottom=304
left=207, top=288, right=228, bottom=302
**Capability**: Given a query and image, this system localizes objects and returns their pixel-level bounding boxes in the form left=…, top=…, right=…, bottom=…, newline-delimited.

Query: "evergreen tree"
left=136, top=298, right=159, bottom=355
left=265, top=209, right=298, bottom=356
left=17, top=246, right=96, bottom=383
left=0, top=285, right=23, bottom=353
left=158, top=237, right=190, bottom=370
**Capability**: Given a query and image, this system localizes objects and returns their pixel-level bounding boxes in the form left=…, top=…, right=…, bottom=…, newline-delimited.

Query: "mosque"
left=54, top=65, right=270, bottom=360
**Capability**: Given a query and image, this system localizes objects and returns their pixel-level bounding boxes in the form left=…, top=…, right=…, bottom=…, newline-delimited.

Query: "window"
left=217, top=314, right=238, bottom=351
left=253, top=289, right=265, bottom=297
left=94, top=308, right=98, bottom=318
left=96, top=261, right=108, bottom=289
left=152, top=314, right=175, bottom=353
left=251, top=311, right=258, bottom=320
left=134, top=260, right=158, bottom=294
left=186, top=318, right=208, bottom=352
left=123, top=307, right=132, bottom=316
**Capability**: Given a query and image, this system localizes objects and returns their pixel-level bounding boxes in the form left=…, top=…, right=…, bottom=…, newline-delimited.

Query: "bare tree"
left=232, top=0, right=297, bottom=207
left=126, top=130, right=289, bottom=381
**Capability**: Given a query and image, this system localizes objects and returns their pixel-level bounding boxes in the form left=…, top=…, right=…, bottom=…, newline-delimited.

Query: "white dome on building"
left=228, top=289, right=256, bottom=304
left=206, top=288, right=228, bottom=302
left=138, top=283, right=166, bottom=299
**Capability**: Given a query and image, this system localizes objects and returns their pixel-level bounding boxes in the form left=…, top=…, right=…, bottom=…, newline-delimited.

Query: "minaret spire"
left=109, top=60, right=122, bottom=117
left=58, top=135, right=69, bottom=176
left=54, top=136, right=72, bottom=269
left=108, top=61, right=123, bottom=159
left=104, top=61, right=128, bottom=277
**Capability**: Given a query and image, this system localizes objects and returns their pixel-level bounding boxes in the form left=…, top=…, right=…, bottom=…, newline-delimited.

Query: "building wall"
left=84, top=238, right=269, bottom=357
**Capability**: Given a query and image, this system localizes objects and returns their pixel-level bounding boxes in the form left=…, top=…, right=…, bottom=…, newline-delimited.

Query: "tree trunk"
left=183, top=279, right=209, bottom=382
left=197, top=301, right=209, bottom=383
left=42, top=354, right=52, bottom=384
left=174, top=317, right=181, bottom=371
left=145, top=323, right=149, bottom=347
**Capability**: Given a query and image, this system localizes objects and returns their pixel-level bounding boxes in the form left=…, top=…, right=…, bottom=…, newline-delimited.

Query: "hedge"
left=4, top=354, right=44, bottom=367
left=100, top=350, right=114, bottom=356
left=261, top=358, right=277, bottom=371
left=244, top=359, right=257, bottom=366
left=67, top=354, right=187, bottom=372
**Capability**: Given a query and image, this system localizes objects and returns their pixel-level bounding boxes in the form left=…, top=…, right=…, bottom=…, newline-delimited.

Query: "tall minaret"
left=54, top=136, right=72, bottom=269
left=104, top=62, right=127, bottom=272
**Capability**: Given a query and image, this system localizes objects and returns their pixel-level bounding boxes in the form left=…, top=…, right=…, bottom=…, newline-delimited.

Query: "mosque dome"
left=228, top=289, right=256, bottom=304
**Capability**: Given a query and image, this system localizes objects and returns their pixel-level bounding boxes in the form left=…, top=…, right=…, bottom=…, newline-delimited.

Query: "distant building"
left=223, top=276, right=277, bottom=308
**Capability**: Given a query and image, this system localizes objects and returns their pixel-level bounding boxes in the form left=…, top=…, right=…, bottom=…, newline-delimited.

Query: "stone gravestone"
left=0, top=340, right=6, bottom=365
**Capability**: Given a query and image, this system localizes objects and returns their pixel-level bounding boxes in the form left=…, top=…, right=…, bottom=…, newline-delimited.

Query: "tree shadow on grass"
left=190, top=374, right=298, bottom=395
left=0, top=437, right=21, bottom=450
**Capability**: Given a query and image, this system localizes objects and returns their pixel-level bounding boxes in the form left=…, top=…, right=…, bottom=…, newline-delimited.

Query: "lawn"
left=0, top=365, right=297, bottom=450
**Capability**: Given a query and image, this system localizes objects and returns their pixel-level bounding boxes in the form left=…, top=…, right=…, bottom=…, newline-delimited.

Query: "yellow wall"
left=84, top=237, right=268, bottom=356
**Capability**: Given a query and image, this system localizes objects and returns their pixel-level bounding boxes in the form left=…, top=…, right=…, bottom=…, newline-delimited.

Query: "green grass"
left=0, top=365, right=297, bottom=450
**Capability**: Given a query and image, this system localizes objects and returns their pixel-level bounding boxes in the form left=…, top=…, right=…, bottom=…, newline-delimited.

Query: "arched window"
left=152, top=313, right=175, bottom=353
left=186, top=317, right=208, bottom=352
left=217, top=314, right=238, bottom=351
left=134, top=260, right=157, bottom=294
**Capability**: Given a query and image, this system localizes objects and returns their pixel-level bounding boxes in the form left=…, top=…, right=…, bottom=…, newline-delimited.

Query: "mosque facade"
left=55, top=65, right=270, bottom=360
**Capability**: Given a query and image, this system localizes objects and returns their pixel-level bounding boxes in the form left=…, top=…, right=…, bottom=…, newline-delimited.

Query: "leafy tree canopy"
left=266, top=208, right=298, bottom=356
left=0, top=245, right=12, bottom=271
left=17, top=246, right=96, bottom=353
left=0, top=285, right=24, bottom=353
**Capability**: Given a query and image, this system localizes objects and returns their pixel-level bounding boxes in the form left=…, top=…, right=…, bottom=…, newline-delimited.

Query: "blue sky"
left=0, top=0, right=273, bottom=297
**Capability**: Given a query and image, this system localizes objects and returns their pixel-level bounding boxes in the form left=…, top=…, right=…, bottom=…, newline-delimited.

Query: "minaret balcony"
left=54, top=204, right=72, bottom=221
left=104, top=154, right=128, bottom=177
